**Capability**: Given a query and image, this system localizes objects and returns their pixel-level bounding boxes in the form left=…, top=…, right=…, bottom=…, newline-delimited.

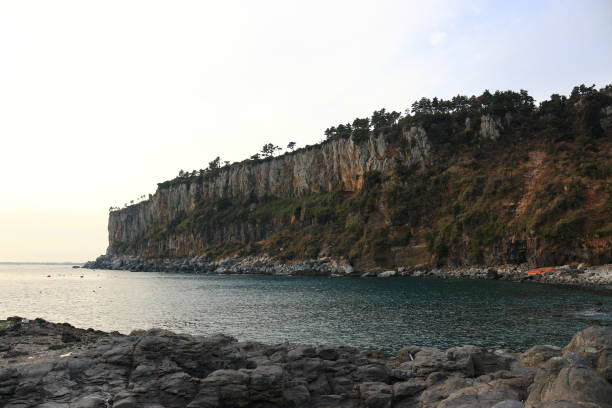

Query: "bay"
left=1, top=264, right=610, bottom=353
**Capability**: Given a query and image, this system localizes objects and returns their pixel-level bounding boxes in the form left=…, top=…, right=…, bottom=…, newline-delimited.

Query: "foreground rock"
left=83, top=255, right=612, bottom=291
left=1, top=318, right=611, bottom=407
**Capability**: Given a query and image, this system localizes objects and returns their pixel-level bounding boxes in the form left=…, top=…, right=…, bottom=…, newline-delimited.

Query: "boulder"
left=392, top=378, right=427, bottom=399
left=354, top=364, right=389, bottom=383
left=525, top=354, right=612, bottom=408
left=563, top=326, right=612, bottom=381
left=378, top=271, right=397, bottom=278
left=359, top=382, right=392, bottom=408
left=520, top=345, right=562, bottom=368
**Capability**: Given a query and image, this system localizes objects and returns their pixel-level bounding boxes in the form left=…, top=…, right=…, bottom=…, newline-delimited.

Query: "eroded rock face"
left=1, top=319, right=610, bottom=408
left=106, top=131, right=431, bottom=256
left=480, top=114, right=503, bottom=140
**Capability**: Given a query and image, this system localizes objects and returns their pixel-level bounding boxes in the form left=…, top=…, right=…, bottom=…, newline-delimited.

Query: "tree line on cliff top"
left=111, top=84, right=610, bottom=210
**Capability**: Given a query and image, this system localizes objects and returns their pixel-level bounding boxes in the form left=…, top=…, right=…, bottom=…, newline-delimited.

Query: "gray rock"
left=71, top=396, right=108, bottom=408
left=250, top=364, right=284, bottom=402
left=492, top=400, right=523, bottom=408
left=283, top=380, right=310, bottom=406
left=112, top=397, right=139, bottom=408
left=288, top=345, right=317, bottom=360
left=392, top=378, right=427, bottom=399
left=359, top=382, right=392, bottom=408
left=354, top=364, right=389, bottom=383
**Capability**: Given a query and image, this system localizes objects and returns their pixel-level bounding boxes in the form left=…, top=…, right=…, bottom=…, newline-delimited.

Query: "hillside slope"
left=101, top=85, right=612, bottom=270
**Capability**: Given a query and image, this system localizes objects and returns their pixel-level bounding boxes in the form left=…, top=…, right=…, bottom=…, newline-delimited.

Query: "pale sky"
left=1, top=0, right=610, bottom=262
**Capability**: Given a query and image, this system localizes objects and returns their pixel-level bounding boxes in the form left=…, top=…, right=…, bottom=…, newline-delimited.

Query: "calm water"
left=1, top=264, right=610, bottom=353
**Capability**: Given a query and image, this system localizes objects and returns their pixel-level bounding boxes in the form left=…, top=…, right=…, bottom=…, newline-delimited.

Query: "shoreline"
left=1, top=317, right=611, bottom=407
left=83, top=255, right=612, bottom=292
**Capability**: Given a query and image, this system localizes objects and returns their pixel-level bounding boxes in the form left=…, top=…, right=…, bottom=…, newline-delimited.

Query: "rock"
left=492, top=401, right=524, bottom=408
left=377, top=270, right=396, bottom=278
left=317, top=346, right=339, bottom=361
left=392, top=378, right=427, bottom=399
left=250, top=365, right=284, bottom=402
left=525, top=354, right=612, bottom=408
left=419, top=375, right=473, bottom=408
left=359, top=382, right=392, bottom=408
left=193, top=369, right=250, bottom=408
left=354, top=364, right=389, bottom=383
left=397, top=346, right=421, bottom=362
left=112, top=397, right=139, bottom=408
left=487, top=268, right=501, bottom=279
left=1, top=318, right=610, bottom=408
left=436, top=379, right=524, bottom=408
left=288, top=345, right=317, bottom=360
left=71, top=396, right=108, bottom=408
left=520, top=345, right=562, bottom=368
left=563, top=326, right=612, bottom=381
left=480, top=114, right=502, bottom=140
left=283, top=380, right=310, bottom=406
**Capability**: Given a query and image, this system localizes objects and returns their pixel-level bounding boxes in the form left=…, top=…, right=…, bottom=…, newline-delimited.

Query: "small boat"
left=527, top=267, right=556, bottom=275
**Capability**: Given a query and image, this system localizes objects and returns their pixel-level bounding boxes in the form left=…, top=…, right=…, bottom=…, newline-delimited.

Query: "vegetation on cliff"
left=109, top=85, right=612, bottom=269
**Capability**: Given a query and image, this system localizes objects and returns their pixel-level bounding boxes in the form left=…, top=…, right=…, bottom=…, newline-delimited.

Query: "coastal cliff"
left=95, top=86, right=612, bottom=270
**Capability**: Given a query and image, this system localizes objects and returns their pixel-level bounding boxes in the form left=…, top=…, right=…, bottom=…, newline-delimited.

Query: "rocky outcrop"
left=479, top=115, right=503, bottom=140
left=1, top=318, right=611, bottom=408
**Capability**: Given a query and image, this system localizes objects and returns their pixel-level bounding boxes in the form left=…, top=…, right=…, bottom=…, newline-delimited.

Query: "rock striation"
left=1, top=318, right=611, bottom=408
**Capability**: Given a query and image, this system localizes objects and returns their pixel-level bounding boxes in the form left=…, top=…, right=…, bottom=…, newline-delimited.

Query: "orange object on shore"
left=528, top=267, right=556, bottom=275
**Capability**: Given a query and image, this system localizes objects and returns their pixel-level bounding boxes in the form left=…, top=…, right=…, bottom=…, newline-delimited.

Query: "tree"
left=250, top=153, right=261, bottom=160
left=371, top=109, right=401, bottom=130
left=287, top=141, right=296, bottom=151
left=351, top=117, right=370, bottom=142
left=208, top=156, right=221, bottom=171
left=324, top=127, right=337, bottom=139
left=261, top=143, right=281, bottom=158
left=336, top=123, right=352, bottom=138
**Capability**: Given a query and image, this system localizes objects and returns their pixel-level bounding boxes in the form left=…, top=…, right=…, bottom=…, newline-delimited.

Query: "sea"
left=1, top=264, right=610, bottom=353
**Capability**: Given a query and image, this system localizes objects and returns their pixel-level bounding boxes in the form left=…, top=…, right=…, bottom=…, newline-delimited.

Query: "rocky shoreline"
left=83, top=255, right=612, bottom=291
left=1, top=317, right=611, bottom=407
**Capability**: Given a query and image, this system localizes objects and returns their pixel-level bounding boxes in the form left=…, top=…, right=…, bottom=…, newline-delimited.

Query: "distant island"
left=86, top=85, right=612, bottom=282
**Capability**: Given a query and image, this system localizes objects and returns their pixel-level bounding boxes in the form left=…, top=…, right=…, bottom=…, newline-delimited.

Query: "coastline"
left=83, top=255, right=612, bottom=292
left=1, top=317, right=611, bottom=407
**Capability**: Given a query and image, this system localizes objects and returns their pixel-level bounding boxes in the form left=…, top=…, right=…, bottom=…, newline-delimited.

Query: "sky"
left=0, top=0, right=610, bottom=262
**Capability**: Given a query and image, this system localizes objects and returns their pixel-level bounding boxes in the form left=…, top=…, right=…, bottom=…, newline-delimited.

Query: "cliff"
left=100, top=85, right=612, bottom=270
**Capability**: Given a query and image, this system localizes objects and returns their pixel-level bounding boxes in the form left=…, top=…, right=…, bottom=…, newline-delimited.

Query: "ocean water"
left=1, top=264, right=610, bottom=353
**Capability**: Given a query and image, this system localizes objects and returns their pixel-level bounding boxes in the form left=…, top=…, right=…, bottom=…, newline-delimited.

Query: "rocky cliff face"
left=108, top=128, right=431, bottom=256
left=102, top=87, right=612, bottom=269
